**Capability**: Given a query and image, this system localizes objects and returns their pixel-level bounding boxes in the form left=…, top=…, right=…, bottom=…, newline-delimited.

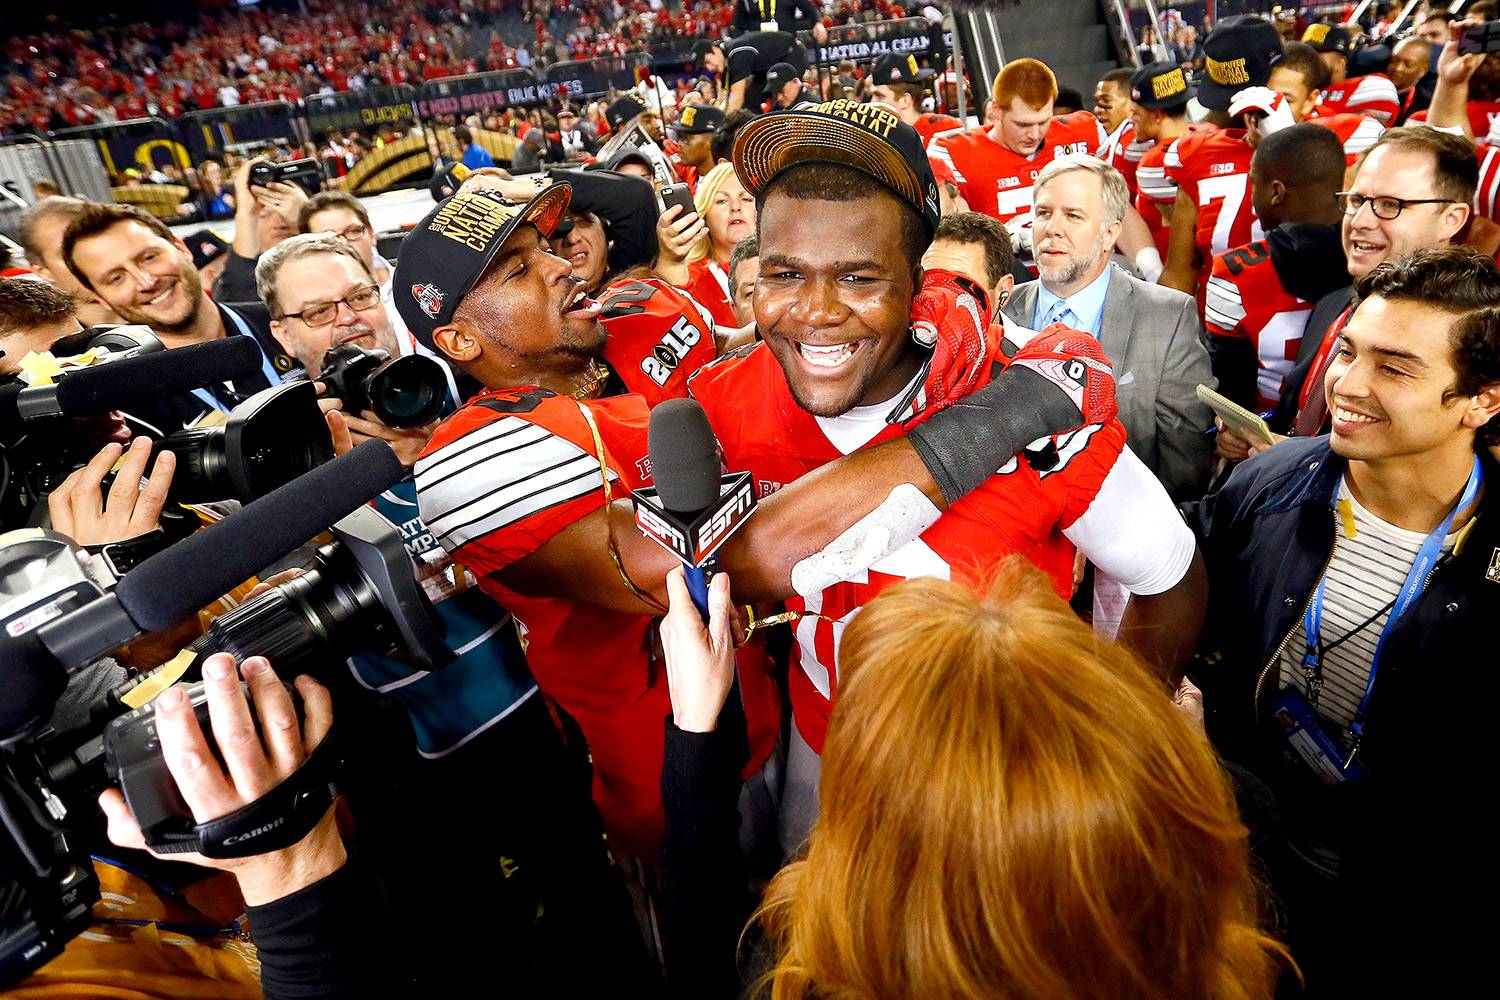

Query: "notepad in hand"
left=1196, top=384, right=1277, bottom=448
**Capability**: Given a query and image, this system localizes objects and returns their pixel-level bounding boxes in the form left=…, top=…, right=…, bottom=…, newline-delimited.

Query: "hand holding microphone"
left=660, top=567, right=738, bottom=733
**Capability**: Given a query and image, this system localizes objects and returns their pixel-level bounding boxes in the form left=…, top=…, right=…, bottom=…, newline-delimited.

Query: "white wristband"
left=1134, top=246, right=1164, bottom=283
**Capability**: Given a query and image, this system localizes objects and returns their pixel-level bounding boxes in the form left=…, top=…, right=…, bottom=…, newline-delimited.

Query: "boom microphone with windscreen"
left=632, top=398, right=755, bottom=619
left=0, top=336, right=263, bottom=425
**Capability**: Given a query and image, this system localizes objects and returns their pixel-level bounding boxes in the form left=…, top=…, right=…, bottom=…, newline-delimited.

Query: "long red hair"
left=755, top=559, right=1287, bottom=999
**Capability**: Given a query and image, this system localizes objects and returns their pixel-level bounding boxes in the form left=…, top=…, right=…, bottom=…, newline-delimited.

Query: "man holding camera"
left=60, top=203, right=299, bottom=435
left=212, top=157, right=311, bottom=303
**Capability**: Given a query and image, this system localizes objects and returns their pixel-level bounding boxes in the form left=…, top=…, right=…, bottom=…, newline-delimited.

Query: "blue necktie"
left=1044, top=300, right=1075, bottom=329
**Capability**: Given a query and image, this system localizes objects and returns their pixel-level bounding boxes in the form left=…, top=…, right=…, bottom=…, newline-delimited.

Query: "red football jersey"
left=1134, top=124, right=1219, bottom=258
left=1204, top=240, right=1311, bottom=410
left=683, top=259, right=737, bottom=328
left=927, top=110, right=1106, bottom=264
left=1479, top=143, right=1500, bottom=222
left=413, top=387, right=779, bottom=858
left=1102, top=120, right=1154, bottom=200
left=1306, top=111, right=1385, bottom=166
left=1164, top=126, right=1259, bottom=262
left=597, top=276, right=719, bottom=408
left=1317, top=72, right=1400, bottom=127
left=689, top=342, right=1134, bottom=754
left=912, top=111, right=963, bottom=147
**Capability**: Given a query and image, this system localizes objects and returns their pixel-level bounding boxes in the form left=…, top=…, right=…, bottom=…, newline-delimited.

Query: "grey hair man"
left=1004, top=154, right=1215, bottom=499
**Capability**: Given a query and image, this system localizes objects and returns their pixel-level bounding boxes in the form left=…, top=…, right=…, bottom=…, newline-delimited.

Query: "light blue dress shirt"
left=1032, top=264, right=1113, bottom=337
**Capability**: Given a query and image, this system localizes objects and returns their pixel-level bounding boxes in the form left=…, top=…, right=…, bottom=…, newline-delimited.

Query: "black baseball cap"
left=392, top=184, right=572, bottom=351
left=733, top=98, right=940, bottom=236
left=763, top=62, right=802, bottom=97
left=606, top=93, right=649, bottom=131
left=673, top=103, right=724, bottom=134
left=1130, top=61, right=1196, bottom=110
left=872, top=52, right=935, bottom=85
left=1302, top=22, right=1352, bottom=55
left=1199, top=15, right=1284, bottom=111
left=185, top=229, right=229, bottom=270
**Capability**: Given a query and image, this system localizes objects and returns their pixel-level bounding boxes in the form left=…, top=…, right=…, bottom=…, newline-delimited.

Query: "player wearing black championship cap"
left=671, top=103, right=724, bottom=185
left=396, top=175, right=1130, bottom=861
left=869, top=52, right=962, bottom=146
left=1159, top=15, right=1283, bottom=295
left=1131, top=61, right=1203, bottom=260
left=691, top=98, right=1206, bottom=847
left=1303, top=22, right=1400, bottom=125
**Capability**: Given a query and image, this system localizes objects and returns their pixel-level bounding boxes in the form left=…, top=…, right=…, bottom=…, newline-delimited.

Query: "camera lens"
left=367, top=355, right=446, bottom=427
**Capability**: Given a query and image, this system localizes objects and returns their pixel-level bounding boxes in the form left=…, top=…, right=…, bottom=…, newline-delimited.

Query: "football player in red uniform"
left=1302, top=22, right=1400, bottom=125
left=870, top=52, right=962, bottom=147
left=1095, top=67, right=1153, bottom=201
left=1130, top=62, right=1201, bottom=259
left=1160, top=15, right=1284, bottom=294
left=1205, top=124, right=1351, bottom=411
left=395, top=182, right=1126, bottom=860
left=1263, top=41, right=1386, bottom=167
left=928, top=58, right=1159, bottom=275
left=701, top=100, right=1206, bottom=846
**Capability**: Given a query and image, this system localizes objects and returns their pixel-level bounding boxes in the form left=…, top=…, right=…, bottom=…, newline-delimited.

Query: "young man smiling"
left=692, top=99, right=1207, bottom=848
left=398, top=183, right=1121, bottom=860
left=1188, top=247, right=1500, bottom=993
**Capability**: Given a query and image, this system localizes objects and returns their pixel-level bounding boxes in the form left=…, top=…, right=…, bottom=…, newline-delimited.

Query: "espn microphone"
left=634, top=398, right=755, bottom=619
left=0, top=336, right=263, bottom=424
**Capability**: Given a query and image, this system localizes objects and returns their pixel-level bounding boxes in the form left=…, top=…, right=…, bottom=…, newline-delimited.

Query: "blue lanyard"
left=190, top=307, right=282, bottom=414
left=1303, top=456, right=1483, bottom=740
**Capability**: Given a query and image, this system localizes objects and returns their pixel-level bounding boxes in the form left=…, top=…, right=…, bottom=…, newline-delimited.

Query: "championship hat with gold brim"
left=1130, top=61, right=1196, bottom=110
left=393, top=183, right=572, bottom=351
left=1198, top=14, right=1284, bottom=111
left=732, top=98, right=940, bottom=235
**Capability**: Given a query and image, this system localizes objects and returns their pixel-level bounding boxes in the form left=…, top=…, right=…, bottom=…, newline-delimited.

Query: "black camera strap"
left=145, top=724, right=343, bottom=860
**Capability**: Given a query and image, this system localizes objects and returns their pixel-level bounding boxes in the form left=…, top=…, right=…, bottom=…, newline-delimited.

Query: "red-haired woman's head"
left=756, top=558, right=1287, bottom=1000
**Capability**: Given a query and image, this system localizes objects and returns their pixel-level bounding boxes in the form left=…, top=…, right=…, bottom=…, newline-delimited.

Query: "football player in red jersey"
left=1261, top=42, right=1386, bottom=168
left=701, top=100, right=1207, bottom=847
left=869, top=52, right=962, bottom=147
left=1095, top=67, right=1153, bottom=201
left=1130, top=62, right=1201, bottom=260
left=927, top=58, right=1160, bottom=275
left=1302, top=22, right=1401, bottom=125
left=1160, top=15, right=1284, bottom=294
left=395, top=183, right=1126, bottom=860
left=1205, top=124, right=1351, bottom=411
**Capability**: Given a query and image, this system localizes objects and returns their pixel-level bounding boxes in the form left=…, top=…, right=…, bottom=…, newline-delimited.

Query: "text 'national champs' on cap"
left=731, top=98, right=941, bottom=235
left=392, top=184, right=572, bottom=350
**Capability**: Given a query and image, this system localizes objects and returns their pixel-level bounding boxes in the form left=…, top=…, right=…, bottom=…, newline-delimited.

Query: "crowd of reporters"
left=4, top=1, right=1500, bottom=997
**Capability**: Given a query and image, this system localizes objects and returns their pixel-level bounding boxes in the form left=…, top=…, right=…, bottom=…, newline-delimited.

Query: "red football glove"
left=896, top=268, right=997, bottom=426
left=1004, top=322, right=1119, bottom=432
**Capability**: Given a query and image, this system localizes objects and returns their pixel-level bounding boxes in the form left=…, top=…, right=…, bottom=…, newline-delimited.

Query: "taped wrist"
left=908, top=366, right=1079, bottom=504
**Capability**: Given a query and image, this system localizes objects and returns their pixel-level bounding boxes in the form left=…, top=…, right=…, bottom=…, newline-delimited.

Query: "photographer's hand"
left=340, top=409, right=440, bottom=468
left=49, top=437, right=176, bottom=546
left=231, top=158, right=266, bottom=257
left=660, top=567, right=738, bottom=733
left=98, top=654, right=346, bottom=906
left=257, top=180, right=309, bottom=228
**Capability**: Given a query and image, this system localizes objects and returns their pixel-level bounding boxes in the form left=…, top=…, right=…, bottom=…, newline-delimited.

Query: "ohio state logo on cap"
left=412, top=282, right=445, bottom=318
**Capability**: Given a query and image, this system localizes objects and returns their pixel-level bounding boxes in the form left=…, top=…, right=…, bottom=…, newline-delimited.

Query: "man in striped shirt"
left=1188, top=246, right=1500, bottom=993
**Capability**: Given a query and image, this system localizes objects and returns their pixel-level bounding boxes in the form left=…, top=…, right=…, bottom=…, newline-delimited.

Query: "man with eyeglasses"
left=1215, top=126, right=1478, bottom=461
left=300, top=190, right=460, bottom=402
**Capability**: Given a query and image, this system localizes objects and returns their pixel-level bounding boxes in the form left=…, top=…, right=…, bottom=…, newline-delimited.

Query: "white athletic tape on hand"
left=790, top=483, right=942, bottom=597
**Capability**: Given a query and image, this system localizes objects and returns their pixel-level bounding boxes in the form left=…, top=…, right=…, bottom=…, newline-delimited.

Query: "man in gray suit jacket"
left=1003, top=155, right=1215, bottom=499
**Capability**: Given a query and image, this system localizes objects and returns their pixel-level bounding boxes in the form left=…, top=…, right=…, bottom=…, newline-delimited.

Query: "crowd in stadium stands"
left=0, top=0, right=909, bottom=134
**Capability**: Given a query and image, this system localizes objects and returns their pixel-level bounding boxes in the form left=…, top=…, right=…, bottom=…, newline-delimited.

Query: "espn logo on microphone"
left=630, top=472, right=756, bottom=567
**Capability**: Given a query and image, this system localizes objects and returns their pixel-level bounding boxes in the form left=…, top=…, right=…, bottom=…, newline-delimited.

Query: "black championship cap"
left=872, top=52, right=935, bottom=85
left=1199, top=15, right=1284, bottom=111
left=1130, top=61, right=1195, bottom=110
left=185, top=230, right=229, bottom=271
left=1302, top=22, right=1353, bottom=55
left=606, top=92, right=649, bottom=131
left=673, top=103, right=724, bottom=135
left=762, top=62, right=802, bottom=98
left=733, top=98, right=940, bottom=235
left=392, top=184, right=572, bottom=351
